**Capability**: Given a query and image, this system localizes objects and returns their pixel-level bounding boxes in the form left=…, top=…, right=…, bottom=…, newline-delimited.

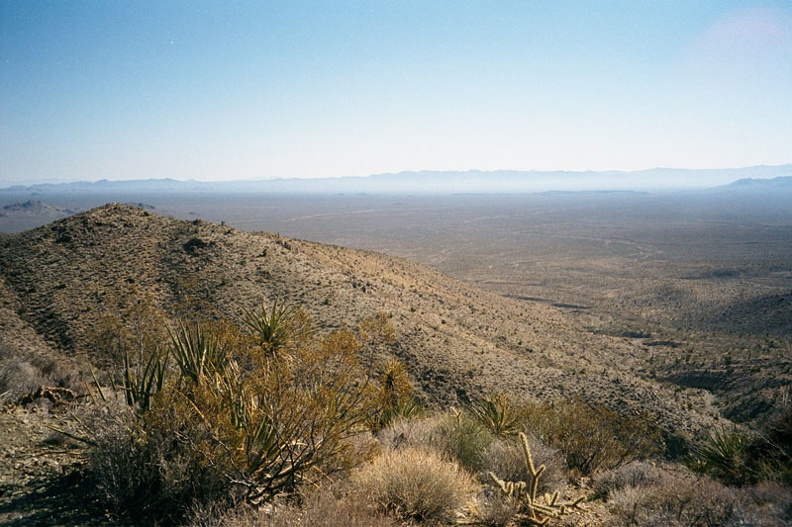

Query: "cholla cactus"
left=488, top=432, right=585, bottom=526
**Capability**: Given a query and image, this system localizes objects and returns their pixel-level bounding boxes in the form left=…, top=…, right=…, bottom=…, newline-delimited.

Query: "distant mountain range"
left=4, top=165, right=791, bottom=194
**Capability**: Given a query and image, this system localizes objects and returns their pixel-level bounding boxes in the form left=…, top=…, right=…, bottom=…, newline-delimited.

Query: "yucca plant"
left=469, top=392, right=521, bottom=437
left=168, top=321, right=230, bottom=386
left=241, top=297, right=311, bottom=356
left=122, top=345, right=168, bottom=413
left=370, top=357, right=421, bottom=431
left=687, top=425, right=754, bottom=485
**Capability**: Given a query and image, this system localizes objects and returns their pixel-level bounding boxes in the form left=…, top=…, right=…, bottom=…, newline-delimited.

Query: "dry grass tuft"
left=353, top=446, right=476, bottom=523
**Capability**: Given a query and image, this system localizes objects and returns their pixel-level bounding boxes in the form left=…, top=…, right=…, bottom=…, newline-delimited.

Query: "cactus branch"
left=487, top=432, right=585, bottom=526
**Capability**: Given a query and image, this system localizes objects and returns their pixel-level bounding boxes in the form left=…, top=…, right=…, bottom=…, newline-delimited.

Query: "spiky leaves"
left=370, top=358, right=421, bottom=431
left=469, top=392, right=521, bottom=437
left=241, top=297, right=311, bottom=356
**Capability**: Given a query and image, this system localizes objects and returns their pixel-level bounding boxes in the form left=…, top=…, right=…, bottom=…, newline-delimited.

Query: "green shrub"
left=687, top=413, right=792, bottom=487
left=369, top=358, right=421, bottom=431
left=439, top=411, right=496, bottom=473
left=753, top=406, right=792, bottom=485
left=521, top=397, right=663, bottom=476
left=240, top=298, right=311, bottom=356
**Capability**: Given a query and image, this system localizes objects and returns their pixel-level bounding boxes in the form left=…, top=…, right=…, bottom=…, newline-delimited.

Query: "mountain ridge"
left=4, top=164, right=791, bottom=194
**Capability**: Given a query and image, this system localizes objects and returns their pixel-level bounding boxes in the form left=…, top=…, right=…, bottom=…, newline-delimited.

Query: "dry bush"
left=592, top=460, right=667, bottom=500
left=0, top=356, right=46, bottom=400
left=0, top=339, right=83, bottom=401
left=353, top=446, right=476, bottom=523
left=376, top=414, right=445, bottom=450
left=78, top=397, right=197, bottom=523
left=608, top=473, right=741, bottom=527
left=472, top=485, right=521, bottom=527
left=606, top=466, right=792, bottom=527
left=741, top=480, right=792, bottom=525
left=521, top=397, right=663, bottom=476
left=484, top=432, right=585, bottom=527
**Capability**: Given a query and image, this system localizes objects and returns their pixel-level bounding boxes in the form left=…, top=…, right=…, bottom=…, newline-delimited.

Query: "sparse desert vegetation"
left=1, top=196, right=790, bottom=525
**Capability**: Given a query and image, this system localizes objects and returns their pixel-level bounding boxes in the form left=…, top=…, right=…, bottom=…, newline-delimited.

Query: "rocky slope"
left=0, top=204, right=720, bottom=445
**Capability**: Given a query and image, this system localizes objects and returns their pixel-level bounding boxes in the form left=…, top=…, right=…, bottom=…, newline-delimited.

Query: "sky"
left=1, top=1, right=791, bottom=185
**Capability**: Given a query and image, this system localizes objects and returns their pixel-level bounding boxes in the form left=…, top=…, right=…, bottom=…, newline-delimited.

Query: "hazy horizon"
left=3, top=2, right=791, bottom=186
left=2, top=165, right=792, bottom=196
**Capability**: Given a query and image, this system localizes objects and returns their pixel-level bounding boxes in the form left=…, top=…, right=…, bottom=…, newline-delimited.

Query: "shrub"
left=521, top=397, right=663, bottom=476
left=187, top=484, right=401, bottom=527
left=79, top=398, right=194, bottom=523
left=592, top=460, right=666, bottom=500
left=0, top=338, right=82, bottom=402
left=369, top=357, right=421, bottom=431
left=753, top=405, right=792, bottom=485
left=83, top=303, right=383, bottom=523
left=438, top=410, right=496, bottom=473
left=607, top=470, right=743, bottom=527
left=472, top=485, right=521, bottom=527
left=688, top=411, right=792, bottom=487
left=468, top=392, right=521, bottom=437
left=354, top=447, right=475, bottom=523
left=686, top=424, right=754, bottom=486
left=376, top=414, right=444, bottom=451
left=0, top=356, right=46, bottom=401
left=158, top=322, right=376, bottom=505
left=240, top=298, right=311, bottom=356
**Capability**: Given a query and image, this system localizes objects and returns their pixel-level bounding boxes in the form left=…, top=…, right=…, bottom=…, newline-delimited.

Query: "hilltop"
left=0, top=204, right=723, bottom=444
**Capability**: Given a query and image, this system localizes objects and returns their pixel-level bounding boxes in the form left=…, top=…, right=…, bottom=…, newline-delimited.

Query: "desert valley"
left=0, top=176, right=790, bottom=525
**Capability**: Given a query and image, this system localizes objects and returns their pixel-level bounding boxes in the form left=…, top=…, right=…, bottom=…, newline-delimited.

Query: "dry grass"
left=187, top=485, right=401, bottom=527
left=353, top=446, right=476, bottom=523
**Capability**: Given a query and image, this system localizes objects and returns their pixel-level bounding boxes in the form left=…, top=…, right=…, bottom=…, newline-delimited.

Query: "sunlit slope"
left=0, top=204, right=719, bottom=445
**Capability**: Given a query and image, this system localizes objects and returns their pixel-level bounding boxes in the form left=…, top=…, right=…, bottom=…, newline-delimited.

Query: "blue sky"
left=1, top=1, right=791, bottom=184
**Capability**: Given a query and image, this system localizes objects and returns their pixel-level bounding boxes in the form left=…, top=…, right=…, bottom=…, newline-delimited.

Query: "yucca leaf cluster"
left=85, top=300, right=412, bottom=522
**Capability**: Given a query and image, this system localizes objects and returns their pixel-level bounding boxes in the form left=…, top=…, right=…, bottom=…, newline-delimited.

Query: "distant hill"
left=0, top=204, right=721, bottom=449
left=721, top=175, right=792, bottom=189
left=0, top=200, right=75, bottom=217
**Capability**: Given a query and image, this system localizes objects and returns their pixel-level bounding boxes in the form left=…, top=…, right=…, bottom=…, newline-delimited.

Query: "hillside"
left=0, top=204, right=722, bottom=446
